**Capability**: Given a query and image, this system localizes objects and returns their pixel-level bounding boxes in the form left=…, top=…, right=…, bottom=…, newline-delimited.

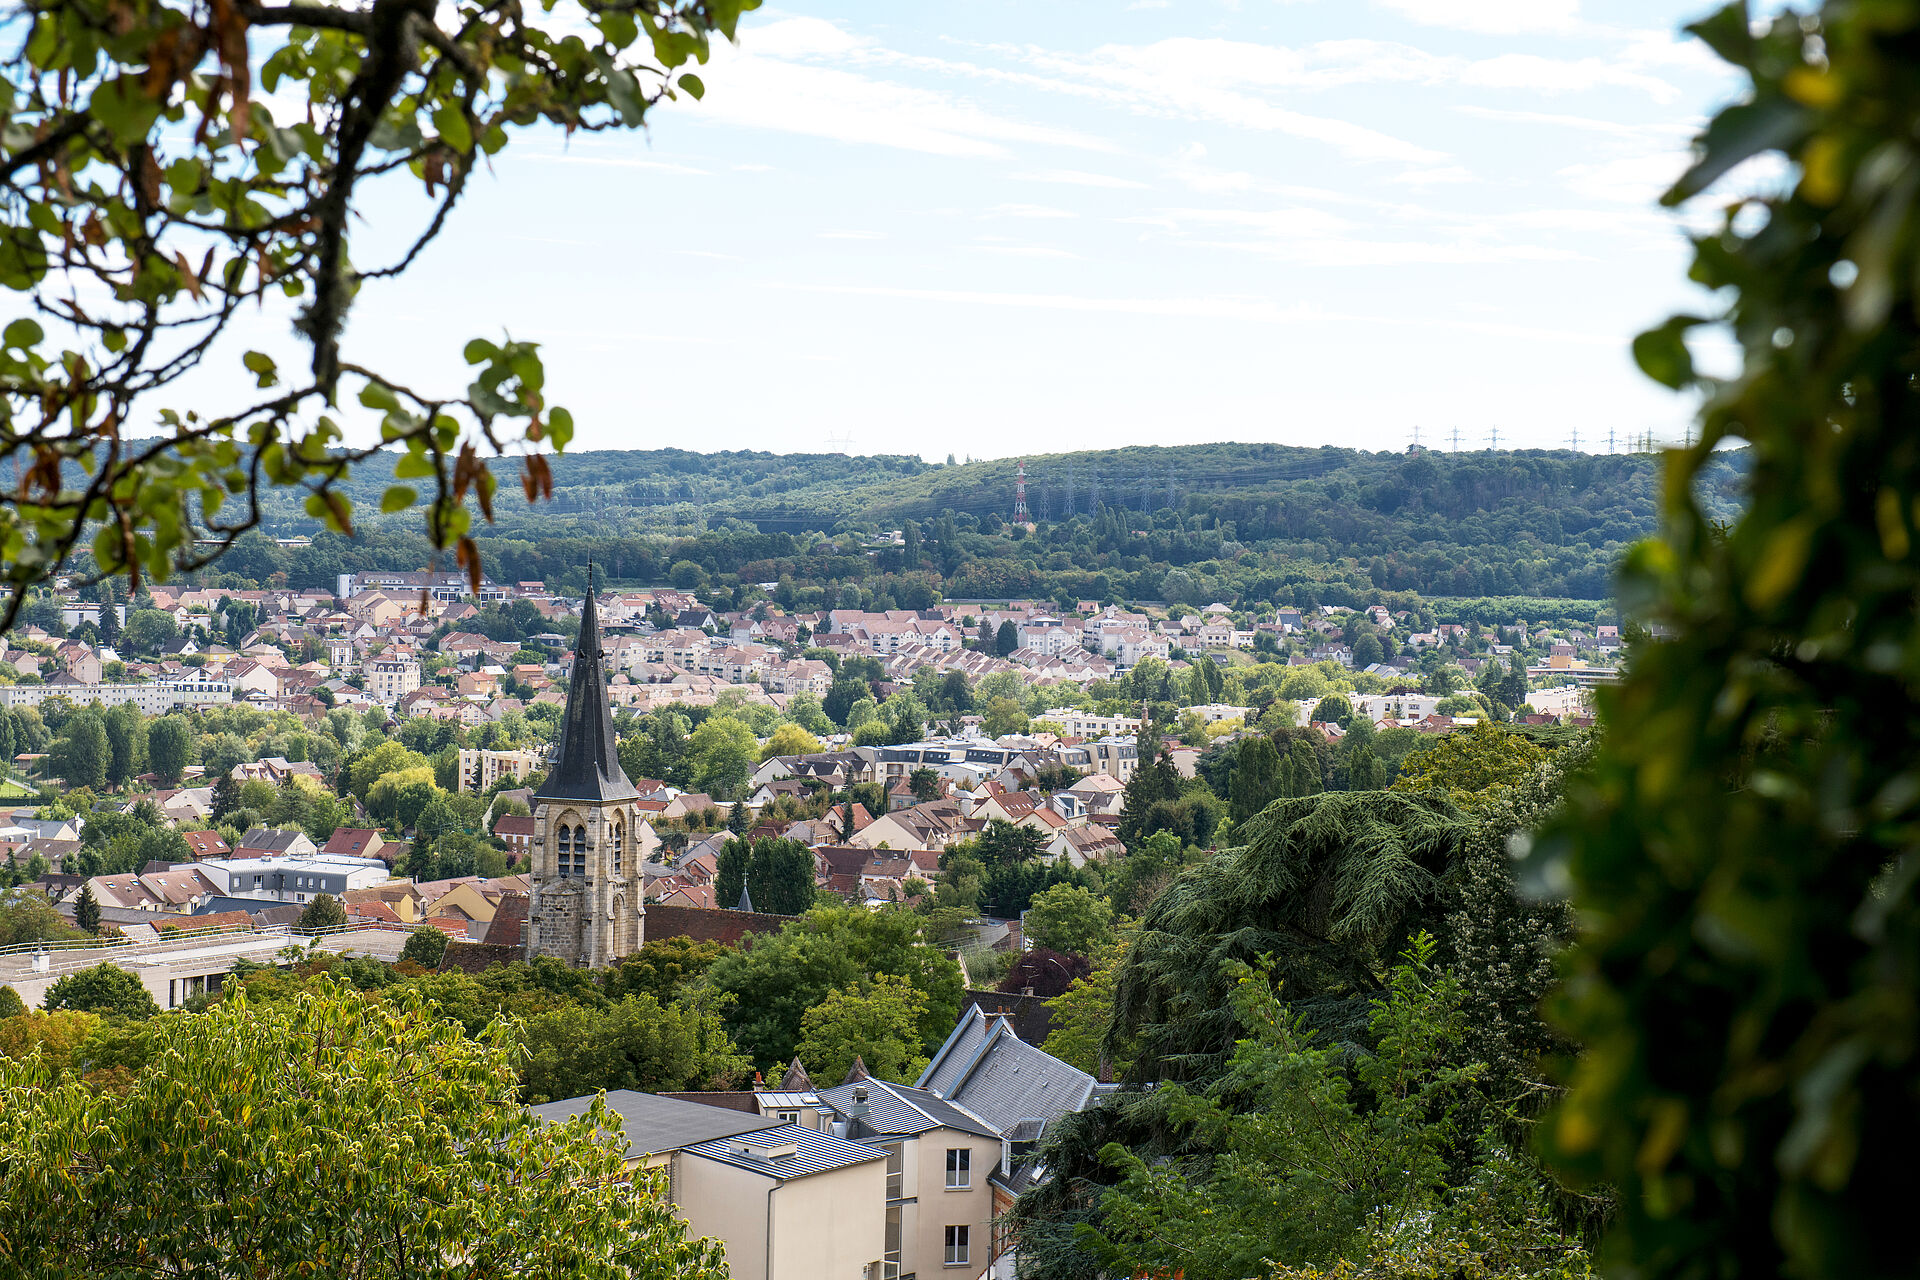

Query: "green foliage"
left=298, top=894, right=348, bottom=932
left=794, top=972, right=931, bottom=1084
left=519, top=993, right=752, bottom=1105
left=0, top=981, right=730, bottom=1278
left=1114, top=791, right=1473, bottom=1084
left=1521, top=8, right=1920, bottom=1279
left=399, top=928, right=450, bottom=969
left=0, top=0, right=755, bottom=622
left=1392, top=720, right=1548, bottom=811
left=603, top=937, right=733, bottom=1005
left=746, top=837, right=816, bottom=916
left=72, top=883, right=99, bottom=934
left=702, top=906, right=963, bottom=1069
left=145, top=715, right=192, bottom=787
left=1043, top=939, right=1134, bottom=1078
left=1229, top=735, right=1284, bottom=824
left=48, top=711, right=107, bottom=790
left=0, top=986, right=25, bottom=1019
left=714, top=837, right=749, bottom=910
left=1024, top=883, right=1116, bottom=957
left=1080, top=940, right=1589, bottom=1280
left=686, top=715, right=758, bottom=800
left=44, top=964, right=159, bottom=1021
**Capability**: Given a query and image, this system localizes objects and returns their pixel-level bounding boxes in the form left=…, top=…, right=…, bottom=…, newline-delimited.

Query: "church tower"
left=526, top=574, right=644, bottom=967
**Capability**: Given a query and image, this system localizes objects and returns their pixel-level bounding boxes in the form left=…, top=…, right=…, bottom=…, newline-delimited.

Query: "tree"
left=298, top=894, right=348, bottom=932
left=0, top=986, right=23, bottom=1020
left=761, top=723, right=823, bottom=761
left=703, top=907, right=963, bottom=1069
left=0, top=981, right=731, bottom=1278
left=687, top=715, right=758, bottom=800
left=72, top=882, right=100, bottom=935
left=367, top=767, right=444, bottom=832
left=908, top=766, right=942, bottom=802
left=981, top=696, right=1029, bottom=737
left=146, top=716, right=192, bottom=788
left=1043, top=939, right=1133, bottom=1078
left=1023, top=883, right=1114, bottom=957
left=794, top=973, right=931, bottom=1084
left=1515, top=10, right=1920, bottom=1280
left=1309, top=693, right=1353, bottom=727
left=746, top=838, right=816, bottom=917
left=400, top=927, right=450, bottom=969
left=44, top=964, right=160, bottom=1021
left=1392, top=720, right=1546, bottom=811
left=118, top=610, right=179, bottom=656
left=1228, top=735, right=1283, bottom=824
left=102, top=703, right=145, bottom=788
left=1117, top=744, right=1182, bottom=850
left=49, top=711, right=107, bottom=790
left=603, top=937, right=733, bottom=1005
left=995, top=620, right=1020, bottom=657
left=1079, top=940, right=1589, bottom=1280
left=1115, top=791, right=1474, bottom=1084
left=974, top=819, right=1047, bottom=869
left=0, top=888, right=74, bottom=947
left=519, top=993, right=751, bottom=1105
left=714, top=838, right=749, bottom=911
left=349, top=742, right=431, bottom=803
left=0, top=0, right=752, bottom=629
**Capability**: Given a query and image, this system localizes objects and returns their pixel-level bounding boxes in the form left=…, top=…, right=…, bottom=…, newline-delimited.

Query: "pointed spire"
left=843, top=1055, right=870, bottom=1085
left=781, top=1057, right=815, bottom=1091
left=737, top=882, right=754, bottom=913
left=535, top=567, right=639, bottom=804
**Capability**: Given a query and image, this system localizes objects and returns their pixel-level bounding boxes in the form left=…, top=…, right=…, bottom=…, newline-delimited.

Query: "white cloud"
left=523, top=153, right=709, bottom=175
left=983, top=203, right=1079, bottom=219
left=819, top=229, right=887, bottom=239
left=1373, top=0, right=1585, bottom=36
left=1010, top=168, right=1150, bottom=189
left=685, top=21, right=1111, bottom=158
left=776, top=281, right=1317, bottom=322
left=971, top=240, right=1082, bottom=259
left=1453, top=104, right=1697, bottom=138
left=1557, top=152, right=1687, bottom=204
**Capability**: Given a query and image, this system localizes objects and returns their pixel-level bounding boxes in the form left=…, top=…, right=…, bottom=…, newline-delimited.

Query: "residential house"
left=529, top=1090, right=887, bottom=1280
left=817, top=1075, right=1002, bottom=1280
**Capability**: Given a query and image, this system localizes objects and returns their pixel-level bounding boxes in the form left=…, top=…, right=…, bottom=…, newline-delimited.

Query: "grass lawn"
left=0, top=777, right=37, bottom=799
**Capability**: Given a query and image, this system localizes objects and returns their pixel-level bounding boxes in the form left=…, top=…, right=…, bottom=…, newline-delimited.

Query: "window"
left=946, top=1147, right=971, bottom=1189
left=776, top=1110, right=799, bottom=1125
left=611, top=818, right=623, bottom=873
left=883, top=1142, right=904, bottom=1200
left=944, top=1225, right=969, bottom=1266
left=556, top=824, right=586, bottom=877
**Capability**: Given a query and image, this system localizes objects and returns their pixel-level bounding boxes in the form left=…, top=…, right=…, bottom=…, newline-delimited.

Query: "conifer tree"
left=73, top=883, right=100, bottom=935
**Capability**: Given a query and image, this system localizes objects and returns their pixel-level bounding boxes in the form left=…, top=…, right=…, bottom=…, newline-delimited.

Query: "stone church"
left=525, top=580, right=647, bottom=967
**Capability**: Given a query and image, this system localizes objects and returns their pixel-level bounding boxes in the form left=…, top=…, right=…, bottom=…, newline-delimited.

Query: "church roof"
left=535, top=577, right=639, bottom=804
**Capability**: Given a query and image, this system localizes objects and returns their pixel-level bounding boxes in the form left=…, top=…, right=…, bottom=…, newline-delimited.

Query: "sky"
left=248, top=0, right=1773, bottom=460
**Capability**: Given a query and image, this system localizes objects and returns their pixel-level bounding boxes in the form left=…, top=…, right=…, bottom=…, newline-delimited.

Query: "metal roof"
left=529, top=1089, right=776, bottom=1159
left=755, top=1091, right=821, bottom=1109
left=816, top=1078, right=1000, bottom=1140
left=917, top=1006, right=1098, bottom=1138
left=535, top=578, right=640, bottom=804
left=683, top=1124, right=887, bottom=1181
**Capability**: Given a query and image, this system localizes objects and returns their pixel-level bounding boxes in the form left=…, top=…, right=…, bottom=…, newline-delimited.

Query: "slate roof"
left=917, top=1005, right=1099, bottom=1138
left=815, top=1077, right=999, bottom=1140
left=529, top=1089, right=778, bottom=1160
left=536, top=577, right=639, bottom=804
left=683, top=1124, right=887, bottom=1181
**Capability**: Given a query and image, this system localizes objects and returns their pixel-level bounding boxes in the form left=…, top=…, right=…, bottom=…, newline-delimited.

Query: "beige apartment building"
left=529, top=1090, right=888, bottom=1280
left=816, top=1077, right=1002, bottom=1279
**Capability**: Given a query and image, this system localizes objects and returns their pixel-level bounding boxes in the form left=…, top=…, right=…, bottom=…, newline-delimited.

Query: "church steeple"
left=536, top=569, right=638, bottom=803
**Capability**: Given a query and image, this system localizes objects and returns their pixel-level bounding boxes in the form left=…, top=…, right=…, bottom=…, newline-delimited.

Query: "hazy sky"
left=257, top=1, right=1771, bottom=459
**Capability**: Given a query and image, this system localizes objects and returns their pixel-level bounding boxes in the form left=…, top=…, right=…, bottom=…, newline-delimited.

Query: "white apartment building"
left=456, top=747, right=545, bottom=794
left=195, top=853, right=392, bottom=904
left=365, top=653, right=421, bottom=706
left=1039, top=708, right=1143, bottom=738
left=0, top=677, right=233, bottom=714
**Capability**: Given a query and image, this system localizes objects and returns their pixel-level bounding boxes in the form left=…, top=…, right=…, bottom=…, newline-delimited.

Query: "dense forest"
left=204, top=443, right=1746, bottom=604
